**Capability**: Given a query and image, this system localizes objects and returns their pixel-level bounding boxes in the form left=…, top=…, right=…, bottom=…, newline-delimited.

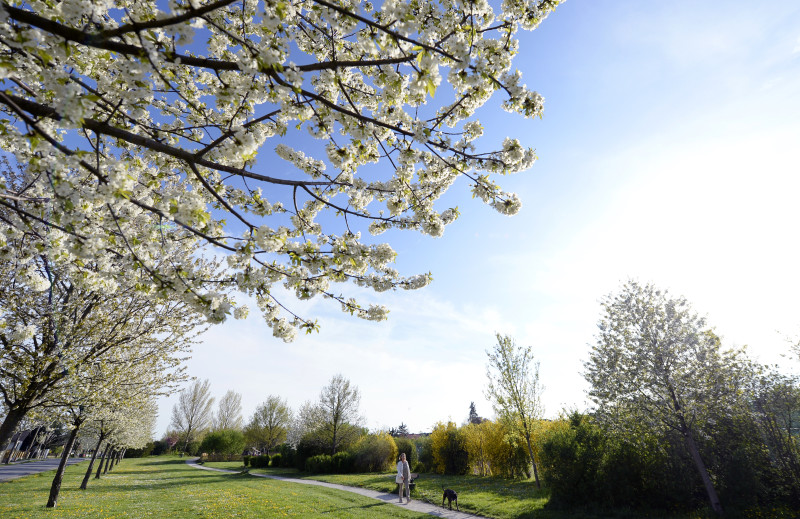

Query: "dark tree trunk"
left=46, top=421, right=81, bottom=508
left=523, top=432, right=541, bottom=488
left=95, top=443, right=110, bottom=479
left=116, top=448, right=125, bottom=465
left=0, top=407, right=28, bottom=463
left=103, top=448, right=114, bottom=474
left=683, top=425, right=724, bottom=515
left=80, top=432, right=105, bottom=489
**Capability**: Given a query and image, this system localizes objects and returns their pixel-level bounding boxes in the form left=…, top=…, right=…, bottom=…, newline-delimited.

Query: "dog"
left=442, top=487, right=459, bottom=511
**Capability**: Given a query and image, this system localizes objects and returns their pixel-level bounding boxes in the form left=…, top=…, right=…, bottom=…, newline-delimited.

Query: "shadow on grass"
left=317, top=502, right=394, bottom=514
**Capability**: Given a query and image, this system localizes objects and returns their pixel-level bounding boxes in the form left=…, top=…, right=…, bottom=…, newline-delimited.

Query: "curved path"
left=187, top=458, right=481, bottom=518
left=0, top=458, right=86, bottom=482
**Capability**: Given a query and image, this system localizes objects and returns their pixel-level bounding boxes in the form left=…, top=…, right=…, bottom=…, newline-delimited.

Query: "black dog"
left=442, top=488, right=459, bottom=511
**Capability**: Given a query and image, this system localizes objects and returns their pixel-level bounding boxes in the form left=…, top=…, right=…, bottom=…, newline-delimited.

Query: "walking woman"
left=396, top=452, right=411, bottom=503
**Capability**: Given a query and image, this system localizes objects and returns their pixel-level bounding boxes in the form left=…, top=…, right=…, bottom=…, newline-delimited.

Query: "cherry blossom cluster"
left=0, top=0, right=561, bottom=339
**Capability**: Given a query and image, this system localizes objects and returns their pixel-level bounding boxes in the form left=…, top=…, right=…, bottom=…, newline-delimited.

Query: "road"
left=0, top=458, right=87, bottom=482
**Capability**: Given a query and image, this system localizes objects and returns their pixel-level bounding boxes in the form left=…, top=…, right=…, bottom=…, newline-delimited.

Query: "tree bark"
left=523, top=431, right=541, bottom=488
left=683, top=425, right=723, bottom=515
left=520, top=416, right=541, bottom=488
left=116, top=448, right=125, bottom=466
left=0, top=407, right=28, bottom=462
left=80, top=432, right=105, bottom=489
left=46, top=421, right=81, bottom=508
left=103, top=447, right=114, bottom=474
left=95, top=443, right=110, bottom=479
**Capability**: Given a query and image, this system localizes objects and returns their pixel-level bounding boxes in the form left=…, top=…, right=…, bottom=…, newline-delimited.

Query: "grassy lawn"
left=209, top=463, right=794, bottom=519
left=0, top=456, right=429, bottom=518
left=204, top=462, right=684, bottom=519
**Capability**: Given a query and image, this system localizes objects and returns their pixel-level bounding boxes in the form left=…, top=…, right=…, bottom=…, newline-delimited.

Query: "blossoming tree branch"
left=0, top=0, right=560, bottom=340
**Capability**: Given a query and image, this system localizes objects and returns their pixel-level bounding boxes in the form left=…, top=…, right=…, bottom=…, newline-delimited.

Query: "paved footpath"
left=188, top=459, right=482, bottom=519
left=0, top=458, right=87, bottom=482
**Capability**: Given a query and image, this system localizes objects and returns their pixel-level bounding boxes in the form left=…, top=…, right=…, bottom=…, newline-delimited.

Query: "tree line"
left=161, top=281, right=800, bottom=516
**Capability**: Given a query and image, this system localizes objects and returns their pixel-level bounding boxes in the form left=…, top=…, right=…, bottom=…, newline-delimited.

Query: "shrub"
left=416, top=436, right=433, bottom=471
left=242, top=455, right=250, bottom=467
left=306, top=454, right=335, bottom=474
left=295, top=435, right=326, bottom=471
left=125, top=442, right=155, bottom=458
left=394, top=437, right=418, bottom=467
left=430, top=422, right=469, bottom=475
left=151, top=440, right=171, bottom=456
left=250, top=454, right=270, bottom=468
left=186, top=440, right=202, bottom=456
left=332, top=451, right=355, bottom=473
left=352, top=432, right=398, bottom=473
left=269, top=453, right=281, bottom=467
left=412, top=461, right=426, bottom=473
left=200, top=453, right=243, bottom=462
left=199, top=429, right=246, bottom=455
left=276, top=444, right=296, bottom=468
left=479, top=420, right=530, bottom=478
left=539, top=412, right=685, bottom=510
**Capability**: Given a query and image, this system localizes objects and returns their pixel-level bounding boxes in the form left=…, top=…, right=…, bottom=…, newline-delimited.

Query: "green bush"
left=332, top=451, right=355, bottom=473
left=269, top=453, right=281, bottom=467
left=186, top=440, right=202, bottom=456
left=242, top=455, right=250, bottom=467
left=306, top=454, right=335, bottom=474
left=276, top=444, right=296, bottom=467
left=199, top=429, right=245, bottom=455
left=295, top=436, right=326, bottom=471
left=539, top=412, right=687, bottom=510
left=416, top=436, right=432, bottom=470
left=412, top=461, right=425, bottom=473
left=351, top=432, right=398, bottom=473
left=125, top=442, right=155, bottom=458
left=249, top=454, right=269, bottom=468
left=200, top=453, right=243, bottom=462
left=394, top=437, right=418, bottom=467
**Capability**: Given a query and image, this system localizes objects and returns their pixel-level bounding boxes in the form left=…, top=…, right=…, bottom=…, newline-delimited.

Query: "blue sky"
left=157, top=0, right=800, bottom=436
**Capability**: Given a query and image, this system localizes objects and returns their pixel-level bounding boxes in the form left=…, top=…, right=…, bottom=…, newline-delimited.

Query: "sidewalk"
left=188, top=459, right=481, bottom=518
left=0, top=458, right=86, bottom=482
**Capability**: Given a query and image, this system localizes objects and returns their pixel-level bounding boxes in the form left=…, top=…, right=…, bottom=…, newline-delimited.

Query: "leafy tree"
left=0, top=0, right=561, bottom=339
left=468, top=401, right=483, bottom=425
left=584, top=281, right=752, bottom=515
left=213, top=390, right=243, bottom=431
left=485, top=333, right=544, bottom=486
left=389, top=422, right=409, bottom=436
left=170, top=379, right=215, bottom=452
left=0, top=221, right=204, bottom=451
left=316, top=374, right=363, bottom=455
left=244, top=395, right=291, bottom=455
left=749, top=370, right=800, bottom=503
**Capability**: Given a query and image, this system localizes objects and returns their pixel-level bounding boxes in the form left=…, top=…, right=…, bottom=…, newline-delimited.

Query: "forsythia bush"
left=352, top=432, right=398, bottom=472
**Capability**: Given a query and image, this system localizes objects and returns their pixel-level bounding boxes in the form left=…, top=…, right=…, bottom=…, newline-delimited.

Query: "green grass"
left=204, top=463, right=719, bottom=519
left=204, top=463, right=623, bottom=518
left=0, top=456, right=429, bottom=518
